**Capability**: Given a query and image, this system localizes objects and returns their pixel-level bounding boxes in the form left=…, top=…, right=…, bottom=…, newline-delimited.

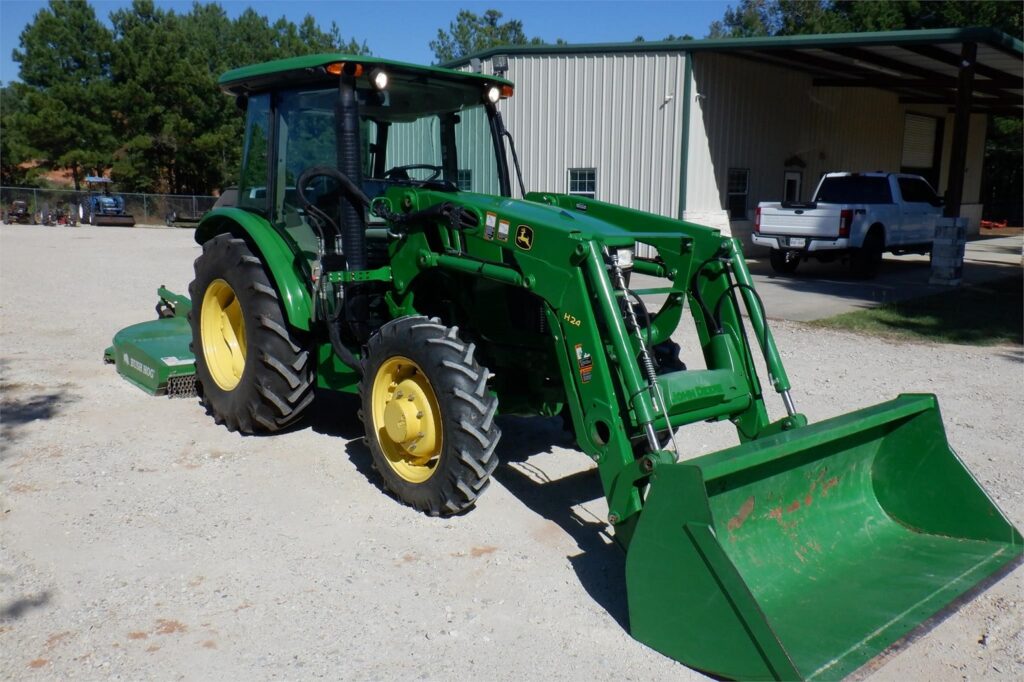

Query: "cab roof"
left=219, top=53, right=513, bottom=96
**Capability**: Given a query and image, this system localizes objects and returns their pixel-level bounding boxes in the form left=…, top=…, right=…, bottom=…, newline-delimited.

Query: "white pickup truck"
left=753, top=172, right=943, bottom=277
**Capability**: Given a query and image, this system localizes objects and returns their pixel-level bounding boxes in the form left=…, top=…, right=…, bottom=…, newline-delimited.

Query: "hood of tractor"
left=395, top=187, right=718, bottom=252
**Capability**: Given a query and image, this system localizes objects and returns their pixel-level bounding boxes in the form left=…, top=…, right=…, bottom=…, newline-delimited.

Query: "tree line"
left=1, top=0, right=366, bottom=194
left=2, top=1, right=1020, bottom=215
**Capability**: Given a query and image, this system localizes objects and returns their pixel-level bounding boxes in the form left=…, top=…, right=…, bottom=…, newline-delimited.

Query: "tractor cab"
left=220, top=56, right=514, bottom=251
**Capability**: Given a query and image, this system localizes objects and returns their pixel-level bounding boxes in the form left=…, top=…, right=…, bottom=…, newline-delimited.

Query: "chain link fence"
left=1, top=186, right=218, bottom=226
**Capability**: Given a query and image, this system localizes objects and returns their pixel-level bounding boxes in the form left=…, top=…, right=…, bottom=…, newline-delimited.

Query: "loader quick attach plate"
left=625, top=394, right=1022, bottom=681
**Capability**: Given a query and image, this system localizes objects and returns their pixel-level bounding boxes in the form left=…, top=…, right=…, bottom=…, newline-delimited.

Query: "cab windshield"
left=235, top=72, right=510, bottom=226
left=358, top=71, right=503, bottom=195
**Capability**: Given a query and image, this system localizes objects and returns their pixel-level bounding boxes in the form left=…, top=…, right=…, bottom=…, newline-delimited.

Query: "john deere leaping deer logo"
left=515, top=225, right=534, bottom=251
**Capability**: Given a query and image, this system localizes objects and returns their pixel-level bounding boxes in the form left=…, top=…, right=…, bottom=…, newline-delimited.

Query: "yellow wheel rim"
left=200, top=279, right=247, bottom=391
left=370, top=356, right=443, bottom=483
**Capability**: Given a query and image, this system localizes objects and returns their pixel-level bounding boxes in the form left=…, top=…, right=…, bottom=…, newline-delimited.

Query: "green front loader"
left=112, top=55, right=1020, bottom=679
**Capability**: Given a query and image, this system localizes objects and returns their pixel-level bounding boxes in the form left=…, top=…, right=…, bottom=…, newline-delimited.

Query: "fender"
left=196, top=208, right=313, bottom=330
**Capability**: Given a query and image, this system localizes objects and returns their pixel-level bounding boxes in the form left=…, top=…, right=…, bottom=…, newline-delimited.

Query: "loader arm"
left=380, top=188, right=802, bottom=541
left=378, top=187, right=1021, bottom=680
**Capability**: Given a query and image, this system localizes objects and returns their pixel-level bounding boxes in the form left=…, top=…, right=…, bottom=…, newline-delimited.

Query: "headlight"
left=486, top=86, right=501, bottom=103
left=615, top=248, right=634, bottom=270
left=370, top=68, right=388, bottom=90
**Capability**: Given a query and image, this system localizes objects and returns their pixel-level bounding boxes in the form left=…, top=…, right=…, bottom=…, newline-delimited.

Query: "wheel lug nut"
left=416, top=411, right=423, bottom=418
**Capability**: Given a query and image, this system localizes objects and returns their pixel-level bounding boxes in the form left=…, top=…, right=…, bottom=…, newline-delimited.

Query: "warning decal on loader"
left=497, top=219, right=510, bottom=241
left=575, top=344, right=593, bottom=383
left=484, top=212, right=497, bottom=240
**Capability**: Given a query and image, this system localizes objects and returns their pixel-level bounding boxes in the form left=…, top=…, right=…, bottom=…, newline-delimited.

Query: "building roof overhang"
left=445, top=27, right=1023, bottom=116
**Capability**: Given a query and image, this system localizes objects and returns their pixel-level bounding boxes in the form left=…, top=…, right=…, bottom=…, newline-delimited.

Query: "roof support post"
left=945, top=41, right=977, bottom=218
left=677, top=52, right=692, bottom=219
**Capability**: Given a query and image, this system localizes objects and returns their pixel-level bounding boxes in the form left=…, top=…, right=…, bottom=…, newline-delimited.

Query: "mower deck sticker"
left=515, top=225, right=534, bottom=251
left=575, top=344, right=593, bottom=383
left=484, top=212, right=497, bottom=240
left=497, top=219, right=510, bottom=241
left=124, top=353, right=155, bottom=379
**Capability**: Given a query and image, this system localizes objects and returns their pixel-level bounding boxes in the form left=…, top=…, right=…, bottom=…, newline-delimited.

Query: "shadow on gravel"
left=0, top=590, right=51, bottom=621
left=311, top=389, right=386, bottom=493
left=332, top=401, right=631, bottom=627
left=306, top=388, right=364, bottom=439
left=0, top=382, right=76, bottom=451
left=998, top=348, right=1023, bottom=364
left=493, top=415, right=630, bottom=630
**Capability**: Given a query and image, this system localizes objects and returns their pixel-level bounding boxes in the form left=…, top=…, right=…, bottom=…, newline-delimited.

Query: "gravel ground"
left=2, top=224, right=1021, bottom=680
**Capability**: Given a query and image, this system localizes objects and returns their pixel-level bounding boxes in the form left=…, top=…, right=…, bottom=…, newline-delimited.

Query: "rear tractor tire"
left=359, top=316, right=500, bottom=516
left=189, top=234, right=314, bottom=433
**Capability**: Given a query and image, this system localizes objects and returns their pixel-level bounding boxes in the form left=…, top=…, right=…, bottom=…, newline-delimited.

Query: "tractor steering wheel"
left=383, top=164, right=443, bottom=183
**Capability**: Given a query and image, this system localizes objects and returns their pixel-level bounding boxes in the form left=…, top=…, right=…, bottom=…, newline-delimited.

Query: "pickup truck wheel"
left=769, top=249, right=800, bottom=274
left=853, top=230, right=884, bottom=278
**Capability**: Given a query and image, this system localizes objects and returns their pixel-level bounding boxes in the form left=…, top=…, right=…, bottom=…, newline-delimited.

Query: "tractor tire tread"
left=251, top=281, right=277, bottom=298
left=260, top=352, right=303, bottom=389
left=258, top=315, right=303, bottom=354
left=441, top=359, right=480, bottom=382
left=452, top=386, right=487, bottom=413
left=359, top=315, right=500, bottom=517
left=426, top=337, right=465, bottom=353
left=189, top=234, right=313, bottom=434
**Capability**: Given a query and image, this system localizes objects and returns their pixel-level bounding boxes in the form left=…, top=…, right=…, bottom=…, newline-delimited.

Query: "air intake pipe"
left=336, top=69, right=367, bottom=271
left=337, top=69, right=369, bottom=340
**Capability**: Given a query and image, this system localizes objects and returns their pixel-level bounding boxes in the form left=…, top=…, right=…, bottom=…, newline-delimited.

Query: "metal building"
left=445, top=28, right=1023, bottom=251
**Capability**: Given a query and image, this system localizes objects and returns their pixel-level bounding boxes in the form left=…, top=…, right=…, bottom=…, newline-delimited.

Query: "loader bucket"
left=626, top=394, right=1021, bottom=680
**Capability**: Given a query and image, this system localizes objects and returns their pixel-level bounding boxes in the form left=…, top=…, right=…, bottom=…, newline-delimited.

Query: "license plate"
left=787, top=237, right=806, bottom=248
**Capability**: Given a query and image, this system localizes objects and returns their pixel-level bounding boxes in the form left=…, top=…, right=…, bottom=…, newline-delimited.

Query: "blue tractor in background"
left=79, top=176, right=135, bottom=227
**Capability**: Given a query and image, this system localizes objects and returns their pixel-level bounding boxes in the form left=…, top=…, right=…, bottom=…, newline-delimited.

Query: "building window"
left=456, top=169, right=472, bottom=191
left=727, top=168, right=749, bottom=220
left=568, top=168, right=596, bottom=198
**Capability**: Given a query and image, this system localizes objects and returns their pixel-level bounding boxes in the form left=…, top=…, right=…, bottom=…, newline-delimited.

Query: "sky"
left=0, top=0, right=731, bottom=84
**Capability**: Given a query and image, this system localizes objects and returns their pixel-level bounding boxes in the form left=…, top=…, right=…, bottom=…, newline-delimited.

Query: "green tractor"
left=110, top=55, right=1020, bottom=679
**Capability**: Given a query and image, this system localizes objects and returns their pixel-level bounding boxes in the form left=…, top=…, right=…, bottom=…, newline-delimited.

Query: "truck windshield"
left=814, top=176, right=892, bottom=204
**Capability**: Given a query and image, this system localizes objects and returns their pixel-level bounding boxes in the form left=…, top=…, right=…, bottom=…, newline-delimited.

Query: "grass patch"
left=808, top=273, right=1022, bottom=346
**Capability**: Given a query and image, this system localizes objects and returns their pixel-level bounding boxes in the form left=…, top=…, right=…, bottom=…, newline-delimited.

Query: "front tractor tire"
left=360, top=317, right=500, bottom=516
left=189, top=234, right=314, bottom=433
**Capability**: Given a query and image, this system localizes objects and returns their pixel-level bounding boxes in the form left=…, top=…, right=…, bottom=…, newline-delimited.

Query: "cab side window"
left=238, top=94, right=271, bottom=213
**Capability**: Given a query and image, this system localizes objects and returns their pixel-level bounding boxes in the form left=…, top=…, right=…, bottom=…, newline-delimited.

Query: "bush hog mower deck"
left=109, top=54, right=1021, bottom=680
